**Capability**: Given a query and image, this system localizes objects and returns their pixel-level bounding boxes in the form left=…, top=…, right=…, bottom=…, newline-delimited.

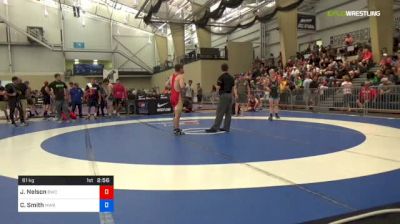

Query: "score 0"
left=99, top=185, right=114, bottom=212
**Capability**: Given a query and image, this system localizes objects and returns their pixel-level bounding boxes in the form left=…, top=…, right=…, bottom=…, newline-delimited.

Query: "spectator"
left=40, top=81, right=51, bottom=119
left=24, top=81, right=38, bottom=118
left=6, top=76, right=26, bottom=126
left=327, top=45, right=337, bottom=58
left=98, top=81, right=107, bottom=117
left=68, top=82, right=74, bottom=90
left=303, top=74, right=313, bottom=110
left=0, top=83, right=9, bottom=122
left=394, top=28, right=400, bottom=52
left=393, top=66, right=400, bottom=85
left=268, top=53, right=275, bottom=67
left=379, top=77, right=392, bottom=95
left=379, top=53, right=392, bottom=70
left=252, top=64, right=261, bottom=80
left=234, top=74, right=250, bottom=116
left=394, top=51, right=400, bottom=67
left=247, top=94, right=260, bottom=112
left=279, top=76, right=290, bottom=107
left=113, top=78, right=127, bottom=116
left=102, top=78, right=114, bottom=116
left=162, top=86, right=170, bottom=95
left=85, top=80, right=100, bottom=119
left=184, top=80, right=194, bottom=112
left=348, top=60, right=360, bottom=79
left=196, top=83, right=203, bottom=109
left=378, top=77, right=393, bottom=105
left=294, top=75, right=303, bottom=89
left=341, top=75, right=353, bottom=111
left=359, top=47, right=373, bottom=71
left=356, top=81, right=377, bottom=109
left=318, top=80, right=329, bottom=99
left=255, top=76, right=265, bottom=111
left=309, top=75, right=320, bottom=111
left=210, top=85, right=218, bottom=105
left=344, top=33, right=353, bottom=46
left=237, top=41, right=386, bottom=114
left=313, top=43, right=320, bottom=52
left=70, top=83, right=84, bottom=118
left=366, top=71, right=378, bottom=86
left=16, top=78, right=29, bottom=121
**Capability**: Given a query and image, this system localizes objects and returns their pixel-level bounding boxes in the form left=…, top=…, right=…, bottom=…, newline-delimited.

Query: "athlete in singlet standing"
left=167, top=64, right=185, bottom=135
left=266, top=69, right=280, bottom=121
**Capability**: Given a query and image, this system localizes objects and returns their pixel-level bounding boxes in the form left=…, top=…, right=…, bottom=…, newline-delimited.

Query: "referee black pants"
left=211, top=93, right=233, bottom=131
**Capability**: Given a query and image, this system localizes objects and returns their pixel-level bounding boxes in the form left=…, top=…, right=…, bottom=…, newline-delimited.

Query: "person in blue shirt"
left=69, top=83, right=84, bottom=118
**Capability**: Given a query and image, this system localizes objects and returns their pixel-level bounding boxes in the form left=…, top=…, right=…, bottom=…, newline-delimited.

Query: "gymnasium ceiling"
left=45, top=0, right=320, bottom=34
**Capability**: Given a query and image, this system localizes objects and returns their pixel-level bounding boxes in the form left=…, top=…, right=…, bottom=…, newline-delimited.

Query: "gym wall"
left=0, top=0, right=157, bottom=90
left=151, top=60, right=228, bottom=94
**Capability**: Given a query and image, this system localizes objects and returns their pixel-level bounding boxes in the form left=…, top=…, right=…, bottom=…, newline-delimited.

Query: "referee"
left=206, top=63, right=235, bottom=133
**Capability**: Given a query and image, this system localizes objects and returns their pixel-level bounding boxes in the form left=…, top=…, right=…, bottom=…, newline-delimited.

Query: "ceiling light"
left=158, top=23, right=166, bottom=30
left=44, top=6, right=49, bottom=17
left=81, top=0, right=91, bottom=11
left=210, top=1, right=221, bottom=11
left=125, top=14, right=129, bottom=23
left=266, top=1, right=275, bottom=8
left=81, top=18, right=86, bottom=27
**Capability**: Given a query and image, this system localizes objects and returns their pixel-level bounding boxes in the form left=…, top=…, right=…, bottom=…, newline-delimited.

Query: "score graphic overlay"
left=18, top=176, right=114, bottom=212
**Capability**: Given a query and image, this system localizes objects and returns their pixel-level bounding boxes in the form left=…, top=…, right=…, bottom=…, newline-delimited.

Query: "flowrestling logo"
left=327, top=10, right=380, bottom=17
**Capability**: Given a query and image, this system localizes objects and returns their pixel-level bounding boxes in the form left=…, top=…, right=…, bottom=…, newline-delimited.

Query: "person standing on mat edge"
left=16, top=78, right=30, bottom=122
left=113, top=79, right=127, bottom=116
left=5, top=76, right=26, bottom=126
left=265, top=69, right=280, bottom=121
left=206, top=63, right=235, bottom=133
left=167, top=64, right=185, bottom=135
left=47, top=73, right=70, bottom=123
left=0, top=82, right=10, bottom=122
left=196, top=83, right=203, bottom=109
left=69, top=83, right=84, bottom=118
left=41, top=81, right=52, bottom=119
left=234, top=73, right=250, bottom=116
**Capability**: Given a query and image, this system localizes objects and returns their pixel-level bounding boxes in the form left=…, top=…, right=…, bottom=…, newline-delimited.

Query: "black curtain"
left=143, top=0, right=305, bottom=35
left=202, top=0, right=305, bottom=35
left=144, top=0, right=168, bottom=25
left=195, top=0, right=244, bottom=25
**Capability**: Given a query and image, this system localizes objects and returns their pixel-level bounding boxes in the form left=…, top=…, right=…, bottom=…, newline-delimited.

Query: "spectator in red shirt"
left=356, top=81, right=377, bottom=109
left=112, top=79, right=127, bottom=116
left=359, top=47, right=373, bottom=70
left=247, top=94, right=260, bottom=112
left=362, top=48, right=373, bottom=62
left=379, top=53, right=392, bottom=69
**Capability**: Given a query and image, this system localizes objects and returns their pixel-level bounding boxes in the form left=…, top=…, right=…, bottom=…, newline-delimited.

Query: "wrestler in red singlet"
left=168, top=64, right=185, bottom=135
left=170, top=73, right=180, bottom=108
